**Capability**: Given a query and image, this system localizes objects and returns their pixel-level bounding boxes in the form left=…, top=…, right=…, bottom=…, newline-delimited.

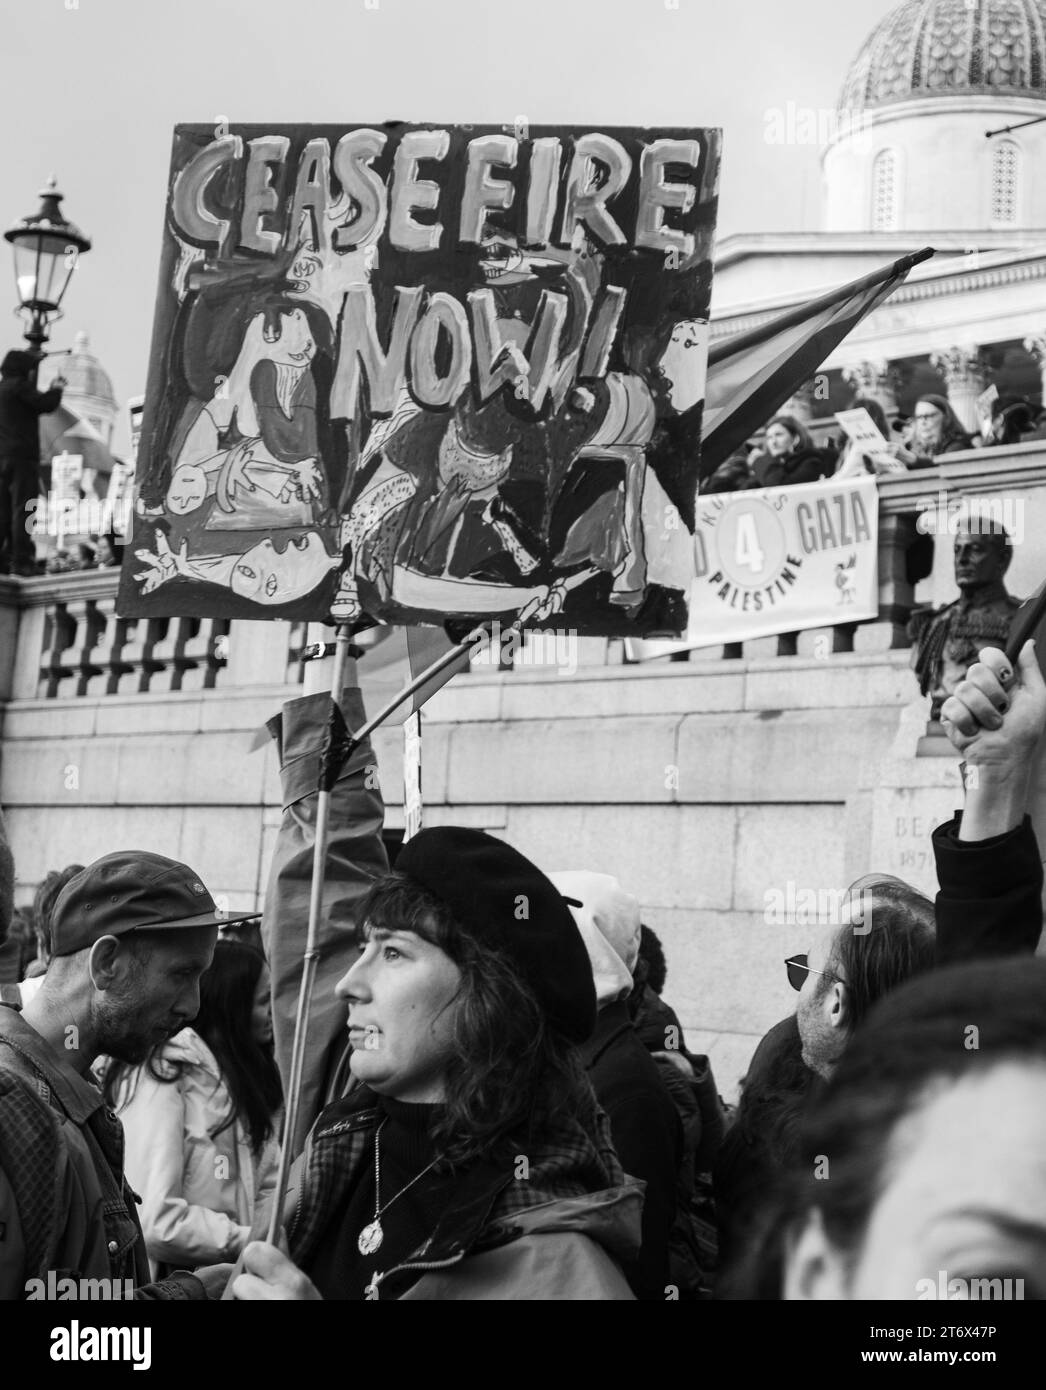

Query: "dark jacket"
left=581, top=999, right=683, bottom=1300
left=750, top=446, right=832, bottom=489
left=277, top=1083, right=640, bottom=1300
left=0, top=351, right=62, bottom=462
left=933, top=811, right=1043, bottom=963
left=713, top=812, right=1044, bottom=1277
left=909, top=430, right=974, bottom=468
left=0, top=1005, right=204, bottom=1300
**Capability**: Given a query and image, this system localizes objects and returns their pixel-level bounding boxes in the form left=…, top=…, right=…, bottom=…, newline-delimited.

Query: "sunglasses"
left=785, top=953, right=832, bottom=992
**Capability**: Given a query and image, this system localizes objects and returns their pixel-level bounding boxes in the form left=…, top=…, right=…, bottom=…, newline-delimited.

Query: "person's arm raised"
left=940, top=641, right=1046, bottom=841
left=931, top=640, right=1045, bottom=964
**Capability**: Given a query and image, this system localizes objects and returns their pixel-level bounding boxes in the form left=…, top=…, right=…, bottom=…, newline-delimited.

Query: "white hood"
left=549, top=870, right=642, bottom=1008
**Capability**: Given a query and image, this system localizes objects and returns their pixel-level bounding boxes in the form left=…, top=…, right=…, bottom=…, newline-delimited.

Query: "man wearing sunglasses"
left=716, top=639, right=1046, bottom=1277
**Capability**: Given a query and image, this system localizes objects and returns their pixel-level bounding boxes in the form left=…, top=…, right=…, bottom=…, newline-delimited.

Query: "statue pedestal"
left=849, top=699, right=963, bottom=899
left=852, top=697, right=1046, bottom=921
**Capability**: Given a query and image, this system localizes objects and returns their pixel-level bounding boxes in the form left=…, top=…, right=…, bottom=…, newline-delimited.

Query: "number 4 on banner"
left=403, top=712, right=423, bottom=843
left=735, top=511, right=765, bottom=573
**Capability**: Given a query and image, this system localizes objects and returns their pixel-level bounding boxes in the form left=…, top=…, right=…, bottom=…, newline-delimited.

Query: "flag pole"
left=265, top=622, right=353, bottom=1246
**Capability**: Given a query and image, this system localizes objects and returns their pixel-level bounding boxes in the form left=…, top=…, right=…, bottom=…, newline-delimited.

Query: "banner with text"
left=118, top=122, right=721, bottom=634
left=628, top=474, right=879, bottom=655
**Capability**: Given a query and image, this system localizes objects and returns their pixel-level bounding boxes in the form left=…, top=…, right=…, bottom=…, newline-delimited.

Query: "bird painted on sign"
left=836, top=553, right=857, bottom=603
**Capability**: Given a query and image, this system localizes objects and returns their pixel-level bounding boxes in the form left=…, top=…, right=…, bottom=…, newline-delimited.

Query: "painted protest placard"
left=628, top=475, right=879, bottom=655
left=117, top=123, right=720, bottom=634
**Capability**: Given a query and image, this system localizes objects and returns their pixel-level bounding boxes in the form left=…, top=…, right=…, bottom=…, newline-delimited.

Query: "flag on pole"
left=355, top=625, right=472, bottom=724
left=699, top=247, right=935, bottom=480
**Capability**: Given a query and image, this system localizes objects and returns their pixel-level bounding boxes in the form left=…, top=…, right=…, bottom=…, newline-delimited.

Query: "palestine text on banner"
left=628, top=475, right=879, bottom=656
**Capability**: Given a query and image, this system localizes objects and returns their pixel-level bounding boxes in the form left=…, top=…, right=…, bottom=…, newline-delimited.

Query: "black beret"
left=395, top=826, right=596, bottom=1044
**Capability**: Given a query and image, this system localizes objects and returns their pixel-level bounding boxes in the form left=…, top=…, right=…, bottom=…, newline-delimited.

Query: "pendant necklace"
left=358, top=1117, right=440, bottom=1257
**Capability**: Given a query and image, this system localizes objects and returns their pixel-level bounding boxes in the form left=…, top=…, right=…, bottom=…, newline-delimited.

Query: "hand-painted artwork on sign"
left=118, top=123, right=720, bottom=633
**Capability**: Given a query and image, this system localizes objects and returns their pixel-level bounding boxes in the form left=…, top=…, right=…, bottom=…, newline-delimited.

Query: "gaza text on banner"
left=627, top=474, right=879, bottom=655
left=116, top=123, right=721, bottom=636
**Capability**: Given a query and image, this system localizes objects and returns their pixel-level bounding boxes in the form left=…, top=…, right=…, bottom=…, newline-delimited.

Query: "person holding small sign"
left=833, top=397, right=915, bottom=478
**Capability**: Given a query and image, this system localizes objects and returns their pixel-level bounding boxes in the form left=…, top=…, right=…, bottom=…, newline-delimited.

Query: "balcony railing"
left=3, top=440, right=1045, bottom=703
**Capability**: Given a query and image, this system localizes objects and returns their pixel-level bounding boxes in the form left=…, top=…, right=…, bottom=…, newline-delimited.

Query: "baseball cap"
left=50, top=851, right=256, bottom=958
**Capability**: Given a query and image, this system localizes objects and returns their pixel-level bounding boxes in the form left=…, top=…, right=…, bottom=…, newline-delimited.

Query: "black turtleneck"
left=307, top=1096, right=457, bottom=1300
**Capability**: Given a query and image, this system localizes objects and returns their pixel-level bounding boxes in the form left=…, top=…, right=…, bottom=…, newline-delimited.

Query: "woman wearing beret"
left=231, top=674, right=641, bottom=1300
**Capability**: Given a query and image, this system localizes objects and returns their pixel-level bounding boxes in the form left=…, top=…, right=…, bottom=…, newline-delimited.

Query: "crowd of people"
left=702, top=392, right=1046, bottom=494
left=0, top=634, right=1044, bottom=1301
left=41, top=534, right=124, bottom=575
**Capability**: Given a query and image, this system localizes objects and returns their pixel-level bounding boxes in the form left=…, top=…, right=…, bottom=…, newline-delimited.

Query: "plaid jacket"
left=0, top=1005, right=202, bottom=1300
left=284, top=1084, right=642, bottom=1300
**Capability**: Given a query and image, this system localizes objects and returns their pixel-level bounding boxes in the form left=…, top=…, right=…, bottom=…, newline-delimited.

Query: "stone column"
left=928, top=346, right=990, bottom=435
left=841, top=359, right=905, bottom=416
left=1022, top=334, right=1046, bottom=403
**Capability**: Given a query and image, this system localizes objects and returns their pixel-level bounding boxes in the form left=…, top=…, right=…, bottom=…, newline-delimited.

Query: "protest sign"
left=836, top=406, right=889, bottom=453
left=118, top=122, right=721, bottom=635
left=628, top=474, right=879, bottom=655
left=976, top=383, right=999, bottom=423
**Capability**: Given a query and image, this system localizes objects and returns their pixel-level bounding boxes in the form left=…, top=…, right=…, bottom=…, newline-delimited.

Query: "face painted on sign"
left=658, top=319, right=708, bottom=415
left=265, top=307, right=316, bottom=365
left=230, top=531, right=339, bottom=604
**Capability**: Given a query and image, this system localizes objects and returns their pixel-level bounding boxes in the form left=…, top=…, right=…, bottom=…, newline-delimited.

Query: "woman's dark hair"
left=357, top=871, right=602, bottom=1169
left=102, top=938, right=281, bottom=1152
left=638, top=924, right=668, bottom=997
left=766, top=414, right=815, bottom=452
left=8, top=908, right=37, bottom=979
left=914, top=393, right=972, bottom=454
left=32, top=864, right=84, bottom=964
left=990, top=397, right=1038, bottom=446
left=725, top=958, right=1046, bottom=1298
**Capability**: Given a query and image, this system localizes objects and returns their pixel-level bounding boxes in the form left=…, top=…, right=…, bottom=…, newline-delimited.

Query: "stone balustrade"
left=6, top=439, right=1046, bottom=695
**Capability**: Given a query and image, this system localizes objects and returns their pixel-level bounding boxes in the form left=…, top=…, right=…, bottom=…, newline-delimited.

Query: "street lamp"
left=4, top=176, right=91, bottom=362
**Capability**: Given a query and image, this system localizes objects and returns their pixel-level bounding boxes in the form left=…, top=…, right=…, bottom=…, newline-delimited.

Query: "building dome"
left=839, top=0, right=1046, bottom=113
left=39, top=330, right=118, bottom=447
left=57, top=330, right=117, bottom=407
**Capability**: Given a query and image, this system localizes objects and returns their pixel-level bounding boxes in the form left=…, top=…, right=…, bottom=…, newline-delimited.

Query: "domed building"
left=711, top=0, right=1046, bottom=430
left=826, top=0, right=1046, bottom=232
left=39, top=330, right=119, bottom=448
left=35, top=329, right=122, bottom=499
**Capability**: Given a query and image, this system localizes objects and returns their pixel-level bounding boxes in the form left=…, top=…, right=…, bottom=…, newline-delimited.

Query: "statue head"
left=953, top=521, right=1011, bottom=597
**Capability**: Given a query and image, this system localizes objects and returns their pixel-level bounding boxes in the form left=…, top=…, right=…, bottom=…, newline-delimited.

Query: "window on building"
left=990, top=141, right=1020, bottom=226
left=872, top=149, right=898, bottom=231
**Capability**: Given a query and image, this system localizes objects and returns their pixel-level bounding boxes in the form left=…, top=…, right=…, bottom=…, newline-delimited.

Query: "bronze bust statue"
left=908, top=525, right=1021, bottom=723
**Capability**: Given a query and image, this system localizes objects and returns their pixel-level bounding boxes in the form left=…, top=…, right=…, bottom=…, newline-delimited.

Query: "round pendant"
left=358, top=1220, right=384, bottom=1256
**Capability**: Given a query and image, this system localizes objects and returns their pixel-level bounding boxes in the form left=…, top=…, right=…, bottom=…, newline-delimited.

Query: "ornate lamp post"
left=4, top=176, right=91, bottom=368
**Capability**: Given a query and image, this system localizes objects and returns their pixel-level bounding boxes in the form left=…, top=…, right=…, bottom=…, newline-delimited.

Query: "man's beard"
left=93, top=997, right=171, bottom=1065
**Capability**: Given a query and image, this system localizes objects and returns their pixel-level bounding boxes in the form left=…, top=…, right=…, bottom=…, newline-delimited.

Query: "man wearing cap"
left=0, top=851, right=254, bottom=1299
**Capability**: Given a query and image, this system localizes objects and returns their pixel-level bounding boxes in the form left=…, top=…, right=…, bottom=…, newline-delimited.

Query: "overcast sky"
left=0, top=0, right=894, bottom=451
